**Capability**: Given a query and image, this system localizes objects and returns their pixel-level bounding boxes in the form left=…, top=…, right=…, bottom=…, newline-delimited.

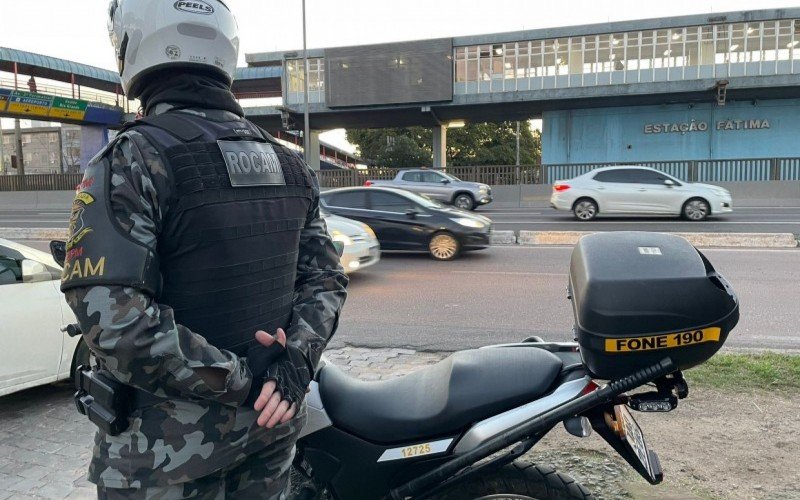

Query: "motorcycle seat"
left=318, top=347, right=563, bottom=444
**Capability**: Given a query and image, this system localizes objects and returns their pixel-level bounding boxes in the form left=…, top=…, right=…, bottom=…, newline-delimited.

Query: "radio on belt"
left=568, top=232, right=739, bottom=380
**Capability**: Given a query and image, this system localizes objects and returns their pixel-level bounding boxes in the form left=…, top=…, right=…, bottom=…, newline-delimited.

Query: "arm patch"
left=61, top=154, right=160, bottom=295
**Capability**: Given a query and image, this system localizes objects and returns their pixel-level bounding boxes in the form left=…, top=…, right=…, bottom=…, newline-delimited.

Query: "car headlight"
left=330, top=230, right=353, bottom=246
left=361, top=223, right=376, bottom=239
left=479, top=185, right=489, bottom=192
left=451, top=217, right=485, bottom=228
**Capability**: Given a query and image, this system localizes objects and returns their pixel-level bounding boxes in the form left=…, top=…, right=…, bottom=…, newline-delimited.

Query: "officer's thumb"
left=275, top=328, right=287, bottom=348
left=255, top=329, right=288, bottom=349
left=255, top=330, right=277, bottom=347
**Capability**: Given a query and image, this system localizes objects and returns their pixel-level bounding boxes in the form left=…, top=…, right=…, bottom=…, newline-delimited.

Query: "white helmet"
left=107, top=0, right=239, bottom=98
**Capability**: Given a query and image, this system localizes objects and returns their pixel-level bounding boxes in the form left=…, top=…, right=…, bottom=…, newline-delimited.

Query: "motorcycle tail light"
left=581, top=381, right=600, bottom=395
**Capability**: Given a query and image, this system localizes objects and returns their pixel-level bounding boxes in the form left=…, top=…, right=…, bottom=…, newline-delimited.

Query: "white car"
left=0, top=239, right=87, bottom=397
left=323, top=210, right=381, bottom=273
left=550, top=166, right=733, bottom=221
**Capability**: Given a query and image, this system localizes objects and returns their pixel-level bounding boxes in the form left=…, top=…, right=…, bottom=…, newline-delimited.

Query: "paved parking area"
left=0, top=348, right=444, bottom=499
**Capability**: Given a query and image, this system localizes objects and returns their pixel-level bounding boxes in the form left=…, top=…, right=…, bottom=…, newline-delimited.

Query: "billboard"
left=5, top=90, right=54, bottom=117
left=0, top=89, right=10, bottom=110
left=325, top=39, right=453, bottom=108
left=49, top=97, right=89, bottom=120
left=0, top=88, right=121, bottom=125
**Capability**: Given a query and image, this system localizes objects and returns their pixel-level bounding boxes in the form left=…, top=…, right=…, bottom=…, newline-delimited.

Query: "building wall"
left=542, top=98, right=800, bottom=164
left=1, top=127, right=63, bottom=174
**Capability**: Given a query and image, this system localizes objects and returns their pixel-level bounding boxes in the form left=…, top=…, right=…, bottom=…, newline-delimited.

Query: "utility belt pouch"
left=73, top=366, right=131, bottom=436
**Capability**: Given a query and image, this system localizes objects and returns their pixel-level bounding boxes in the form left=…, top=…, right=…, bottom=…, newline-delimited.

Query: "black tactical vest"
left=129, top=112, right=314, bottom=356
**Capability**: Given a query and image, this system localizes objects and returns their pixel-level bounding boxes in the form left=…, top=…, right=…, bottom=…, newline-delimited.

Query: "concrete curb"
left=0, top=227, right=68, bottom=241
left=3, top=227, right=797, bottom=249
left=518, top=230, right=799, bottom=248
left=490, top=230, right=517, bottom=245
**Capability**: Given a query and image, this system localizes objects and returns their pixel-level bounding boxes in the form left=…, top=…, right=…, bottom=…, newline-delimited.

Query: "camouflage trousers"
left=96, top=417, right=305, bottom=500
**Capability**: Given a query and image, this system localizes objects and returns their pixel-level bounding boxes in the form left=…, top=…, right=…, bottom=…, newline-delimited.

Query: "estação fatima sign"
left=644, top=119, right=771, bottom=135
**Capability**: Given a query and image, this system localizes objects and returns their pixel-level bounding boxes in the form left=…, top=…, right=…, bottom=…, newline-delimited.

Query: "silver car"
left=366, top=169, right=492, bottom=210
left=323, top=209, right=381, bottom=273
left=550, top=166, right=733, bottom=221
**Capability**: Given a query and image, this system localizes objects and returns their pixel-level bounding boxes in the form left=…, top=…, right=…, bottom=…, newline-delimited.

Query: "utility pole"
left=14, top=119, right=25, bottom=177
left=515, top=121, right=521, bottom=166
left=302, top=0, right=312, bottom=169
left=0, top=120, right=5, bottom=175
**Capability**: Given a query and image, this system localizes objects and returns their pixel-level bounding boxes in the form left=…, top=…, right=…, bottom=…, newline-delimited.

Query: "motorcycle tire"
left=433, top=462, right=594, bottom=500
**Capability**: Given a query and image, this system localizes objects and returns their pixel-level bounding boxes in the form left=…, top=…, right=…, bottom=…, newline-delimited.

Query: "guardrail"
left=2, top=158, right=799, bottom=191
left=0, top=173, right=82, bottom=191
left=0, top=77, right=133, bottom=110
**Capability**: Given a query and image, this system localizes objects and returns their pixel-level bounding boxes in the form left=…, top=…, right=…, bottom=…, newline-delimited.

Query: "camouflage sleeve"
left=64, top=131, right=252, bottom=406
left=285, top=169, right=349, bottom=373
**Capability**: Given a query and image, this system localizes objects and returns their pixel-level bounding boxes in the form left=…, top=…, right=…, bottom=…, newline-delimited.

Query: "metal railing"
left=0, top=173, right=82, bottom=191
left=1, top=158, right=798, bottom=192
left=0, top=77, right=136, bottom=112
left=542, top=158, right=800, bottom=184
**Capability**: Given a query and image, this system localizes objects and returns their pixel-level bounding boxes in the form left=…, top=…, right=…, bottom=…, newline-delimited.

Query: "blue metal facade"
left=542, top=98, right=800, bottom=165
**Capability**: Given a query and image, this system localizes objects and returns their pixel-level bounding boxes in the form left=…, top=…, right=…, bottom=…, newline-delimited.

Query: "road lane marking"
left=492, top=221, right=800, bottom=225
left=452, top=271, right=568, bottom=276
left=486, top=246, right=799, bottom=253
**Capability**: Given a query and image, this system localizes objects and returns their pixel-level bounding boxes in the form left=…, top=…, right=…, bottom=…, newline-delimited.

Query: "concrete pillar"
left=432, top=125, right=447, bottom=168
left=306, top=130, right=321, bottom=171
left=79, top=125, right=109, bottom=173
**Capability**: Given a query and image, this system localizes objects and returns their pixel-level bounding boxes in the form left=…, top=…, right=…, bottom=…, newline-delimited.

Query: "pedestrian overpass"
left=0, top=47, right=361, bottom=170
left=243, top=8, right=800, bottom=173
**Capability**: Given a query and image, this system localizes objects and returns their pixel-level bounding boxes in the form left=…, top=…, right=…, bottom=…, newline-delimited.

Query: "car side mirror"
left=440, top=178, right=450, bottom=184
left=333, top=241, right=345, bottom=258
left=21, top=259, right=53, bottom=283
left=664, top=179, right=676, bottom=187
left=50, top=240, right=66, bottom=267
left=405, top=208, right=418, bottom=219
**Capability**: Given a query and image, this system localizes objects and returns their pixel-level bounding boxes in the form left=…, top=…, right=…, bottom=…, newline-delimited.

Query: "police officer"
left=61, top=0, right=348, bottom=497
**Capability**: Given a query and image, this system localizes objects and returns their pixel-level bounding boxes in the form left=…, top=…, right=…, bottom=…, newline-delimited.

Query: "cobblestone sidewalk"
left=0, top=348, right=446, bottom=500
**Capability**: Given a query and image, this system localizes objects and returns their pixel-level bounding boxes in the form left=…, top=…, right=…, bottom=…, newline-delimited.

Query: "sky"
left=1, top=0, right=798, bottom=151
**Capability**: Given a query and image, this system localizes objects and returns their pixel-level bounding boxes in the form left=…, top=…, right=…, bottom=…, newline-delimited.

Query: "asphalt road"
left=334, top=246, right=800, bottom=352
left=11, top=240, right=800, bottom=351
left=476, top=206, right=800, bottom=234
left=3, top=206, right=800, bottom=233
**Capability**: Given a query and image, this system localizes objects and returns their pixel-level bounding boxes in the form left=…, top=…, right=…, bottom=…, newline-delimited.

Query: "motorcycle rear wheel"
left=433, top=462, right=594, bottom=500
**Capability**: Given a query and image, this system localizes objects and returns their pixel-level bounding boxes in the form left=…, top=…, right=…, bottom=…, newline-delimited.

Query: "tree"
left=346, top=121, right=541, bottom=169
left=346, top=127, right=431, bottom=168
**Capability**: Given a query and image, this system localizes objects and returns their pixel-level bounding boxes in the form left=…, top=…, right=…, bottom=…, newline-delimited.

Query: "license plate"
left=615, top=405, right=657, bottom=480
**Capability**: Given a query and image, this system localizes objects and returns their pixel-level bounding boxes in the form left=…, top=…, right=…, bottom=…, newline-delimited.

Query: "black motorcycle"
left=291, top=232, right=739, bottom=499
left=52, top=232, right=738, bottom=499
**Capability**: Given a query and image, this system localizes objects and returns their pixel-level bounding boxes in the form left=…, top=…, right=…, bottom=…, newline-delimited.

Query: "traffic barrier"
left=517, top=231, right=798, bottom=248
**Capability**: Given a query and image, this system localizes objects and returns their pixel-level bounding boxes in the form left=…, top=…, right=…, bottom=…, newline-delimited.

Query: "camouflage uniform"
left=64, top=107, right=348, bottom=497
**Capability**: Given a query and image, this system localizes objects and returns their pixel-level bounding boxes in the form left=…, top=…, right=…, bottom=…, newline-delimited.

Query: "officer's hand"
left=255, top=328, right=286, bottom=350
left=252, top=329, right=297, bottom=428
left=254, top=379, right=298, bottom=428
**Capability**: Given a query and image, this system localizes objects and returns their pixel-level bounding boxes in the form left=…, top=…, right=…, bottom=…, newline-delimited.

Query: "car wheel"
left=429, top=232, right=460, bottom=261
left=682, top=198, right=710, bottom=221
left=572, top=198, right=598, bottom=221
left=454, top=193, right=475, bottom=210
left=70, top=340, right=91, bottom=380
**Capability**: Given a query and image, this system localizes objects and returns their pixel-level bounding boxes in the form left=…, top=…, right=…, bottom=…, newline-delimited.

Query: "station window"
left=452, top=17, right=800, bottom=94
